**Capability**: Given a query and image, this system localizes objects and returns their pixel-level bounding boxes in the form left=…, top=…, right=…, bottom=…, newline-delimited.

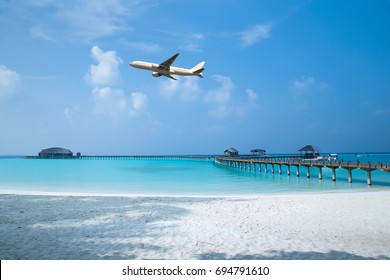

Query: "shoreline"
left=1, top=190, right=389, bottom=260
left=1, top=186, right=389, bottom=199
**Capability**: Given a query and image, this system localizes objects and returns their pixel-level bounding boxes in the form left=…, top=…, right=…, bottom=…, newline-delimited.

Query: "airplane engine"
left=152, top=72, right=161, bottom=77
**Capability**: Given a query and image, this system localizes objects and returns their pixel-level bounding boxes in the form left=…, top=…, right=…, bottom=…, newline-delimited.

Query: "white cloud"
left=129, top=92, right=148, bottom=116
left=91, top=87, right=149, bottom=117
left=292, top=76, right=315, bottom=90
left=150, top=119, right=163, bottom=133
left=180, top=43, right=202, bottom=52
left=91, top=87, right=127, bottom=116
left=204, top=75, right=234, bottom=118
left=58, top=0, right=156, bottom=39
left=159, top=77, right=201, bottom=102
left=235, top=89, right=260, bottom=117
left=204, top=77, right=260, bottom=118
left=85, top=46, right=123, bottom=86
left=193, top=33, right=205, bottom=40
left=159, top=79, right=179, bottom=100
left=374, top=108, right=390, bottom=116
left=240, top=24, right=272, bottom=47
left=29, top=26, right=54, bottom=42
left=291, top=76, right=329, bottom=111
left=292, top=76, right=329, bottom=91
left=246, top=89, right=258, bottom=102
left=180, top=33, right=205, bottom=52
left=14, top=0, right=158, bottom=41
left=0, top=65, right=20, bottom=98
left=64, top=104, right=81, bottom=126
left=128, top=42, right=162, bottom=53
left=155, top=29, right=205, bottom=52
left=85, top=46, right=150, bottom=118
left=25, top=0, right=57, bottom=7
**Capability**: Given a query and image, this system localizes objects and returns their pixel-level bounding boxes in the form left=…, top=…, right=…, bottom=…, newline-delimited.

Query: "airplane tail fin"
left=191, top=61, right=205, bottom=78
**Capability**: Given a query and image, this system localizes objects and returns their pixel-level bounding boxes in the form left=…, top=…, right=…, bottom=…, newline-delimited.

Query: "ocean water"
left=0, top=154, right=389, bottom=196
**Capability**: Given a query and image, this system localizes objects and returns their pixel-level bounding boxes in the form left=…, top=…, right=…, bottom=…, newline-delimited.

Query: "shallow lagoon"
left=0, top=154, right=389, bottom=196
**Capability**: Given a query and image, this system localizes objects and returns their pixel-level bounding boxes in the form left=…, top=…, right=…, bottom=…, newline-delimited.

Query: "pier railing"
left=215, top=156, right=390, bottom=185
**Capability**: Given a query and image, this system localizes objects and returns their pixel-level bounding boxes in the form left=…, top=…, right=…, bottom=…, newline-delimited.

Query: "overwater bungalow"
left=38, top=147, right=74, bottom=158
left=298, top=145, right=320, bottom=159
left=224, top=148, right=239, bottom=157
left=251, top=149, right=266, bottom=157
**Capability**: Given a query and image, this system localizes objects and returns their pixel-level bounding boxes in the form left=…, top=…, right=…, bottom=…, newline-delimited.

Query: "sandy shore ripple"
left=0, top=191, right=389, bottom=260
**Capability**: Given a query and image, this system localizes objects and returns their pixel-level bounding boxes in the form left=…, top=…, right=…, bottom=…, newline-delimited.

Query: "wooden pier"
left=215, top=156, right=390, bottom=185
left=24, top=154, right=390, bottom=185
left=25, top=155, right=215, bottom=161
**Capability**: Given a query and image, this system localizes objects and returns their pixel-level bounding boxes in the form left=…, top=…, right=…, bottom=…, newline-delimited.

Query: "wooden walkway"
left=215, top=156, right=390, bottom=185
left=25, top=155, right=215, bottom=161
left=24, top=154, right=390, bottom=185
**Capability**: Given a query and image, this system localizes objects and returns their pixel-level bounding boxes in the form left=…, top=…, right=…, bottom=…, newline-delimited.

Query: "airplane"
left=129, top=53, right=205, bottom=80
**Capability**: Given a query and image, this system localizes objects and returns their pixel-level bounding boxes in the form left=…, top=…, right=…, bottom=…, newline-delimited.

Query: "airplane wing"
left=163, top=74, right=177, bottom=80
left=158, top=53, right=179, bottom=71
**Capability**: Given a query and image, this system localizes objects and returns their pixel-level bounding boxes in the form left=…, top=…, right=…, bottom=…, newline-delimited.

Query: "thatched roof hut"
left=224, top=147, right=239, bottom=157
left=298, top=145, right=320, bottom=158
left=38, top=147, right=73, bottom=158
left=251, top=149, right=266, bottom=156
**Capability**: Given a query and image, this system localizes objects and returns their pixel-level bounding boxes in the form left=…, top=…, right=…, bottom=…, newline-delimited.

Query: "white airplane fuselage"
left=128, top=53, right=205, bottom=80
left=129, top=61, right=196, bottom=76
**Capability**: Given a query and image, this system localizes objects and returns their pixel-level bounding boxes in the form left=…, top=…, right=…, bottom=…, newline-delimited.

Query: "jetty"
left=215, top=155, right=390, bottom=185
left=25, top=155, right=215, bottom=161
left=24, top=146, right=390, bottom=185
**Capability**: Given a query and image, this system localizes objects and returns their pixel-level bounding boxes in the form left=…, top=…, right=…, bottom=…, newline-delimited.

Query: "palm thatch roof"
left=225, top=147, right=239, bottom=153
left=39, top=147, right=73, bottom=157
left=251, top=149, right=266, bottom=153
left=298, top=145, right=320, bottom=152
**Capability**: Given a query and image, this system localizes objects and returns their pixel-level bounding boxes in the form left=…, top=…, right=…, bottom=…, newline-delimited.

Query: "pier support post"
left=306, top=166, right=310, bottom=178
left=296, top=166, right=300, bottom=177
left=331, top=168, right=337, bottom=181
left=366, top=170, right=372, bottom=185
left=278, top=164, right=282, bottom=174
left=318, top=167, right=323, bottom=180
left=271, top=164, right=274, bottom=174
left=264, top=164, right=268, bottom=173
left=347, top=169, right=352, bottom=183
left=287, top=165, right=290, bottom=176
left=258, top=163, right=262, bottom=172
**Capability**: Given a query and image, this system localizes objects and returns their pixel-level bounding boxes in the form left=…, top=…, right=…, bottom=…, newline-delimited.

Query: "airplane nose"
left=129, top=62, right=135, bottom=67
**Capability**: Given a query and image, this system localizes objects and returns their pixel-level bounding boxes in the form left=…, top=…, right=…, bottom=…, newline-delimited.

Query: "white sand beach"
left=0, top=191, right=389, bottom=260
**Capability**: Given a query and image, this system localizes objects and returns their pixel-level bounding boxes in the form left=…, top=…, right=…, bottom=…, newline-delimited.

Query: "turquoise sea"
left=0, top=153, right=389, bottom=196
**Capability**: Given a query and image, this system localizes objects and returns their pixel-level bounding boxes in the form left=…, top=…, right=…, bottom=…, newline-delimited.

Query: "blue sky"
left=1, top=0, right=389, bottom=155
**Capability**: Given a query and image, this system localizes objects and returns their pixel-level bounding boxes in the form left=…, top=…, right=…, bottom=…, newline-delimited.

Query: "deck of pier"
left=215, top=155, right=390, bottom=185
left=23, top=154, right=390, bottom=185
left=25, top=155, right=215, bottom=161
